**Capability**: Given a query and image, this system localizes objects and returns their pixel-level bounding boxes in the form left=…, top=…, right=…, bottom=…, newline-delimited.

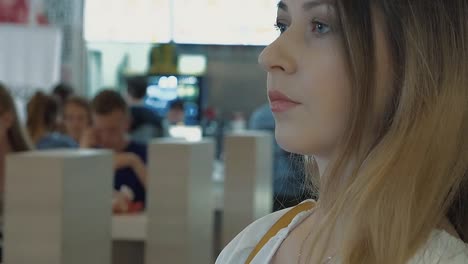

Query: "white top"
left=217, top=201, right=468, bottom=264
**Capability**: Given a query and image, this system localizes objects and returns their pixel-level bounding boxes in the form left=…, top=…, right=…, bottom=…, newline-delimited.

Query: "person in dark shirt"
left=126, top=76, right=162, bottom=142
left=81, top=89, right=148, bottom=212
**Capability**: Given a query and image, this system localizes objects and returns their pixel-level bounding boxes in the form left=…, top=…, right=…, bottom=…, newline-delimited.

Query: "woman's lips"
left=268, top=90, right=301, bottom=113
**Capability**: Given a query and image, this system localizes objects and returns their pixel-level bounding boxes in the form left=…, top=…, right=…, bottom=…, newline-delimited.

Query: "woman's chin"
left=274, top=126, right=332, bottom=157
left=275, top=128, right=310, bottom=155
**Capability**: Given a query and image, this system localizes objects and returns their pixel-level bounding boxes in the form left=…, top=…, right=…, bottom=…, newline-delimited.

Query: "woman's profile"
left=217, top=0, right=467, bottom=263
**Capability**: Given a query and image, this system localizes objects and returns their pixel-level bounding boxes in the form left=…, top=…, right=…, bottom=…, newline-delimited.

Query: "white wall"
left=0, top=24, right=62, bottom=94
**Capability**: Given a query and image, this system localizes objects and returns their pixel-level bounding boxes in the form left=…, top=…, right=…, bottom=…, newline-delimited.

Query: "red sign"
left=0, top=0, right=29, bottom=24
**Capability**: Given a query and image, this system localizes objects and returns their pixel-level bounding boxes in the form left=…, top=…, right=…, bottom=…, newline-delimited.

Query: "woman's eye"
left=274, top=22, right=288, bottom=34
left=311, top=21, right=331, bottom=34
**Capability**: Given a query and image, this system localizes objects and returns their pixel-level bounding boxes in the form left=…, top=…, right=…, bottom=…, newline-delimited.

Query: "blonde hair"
left=0, top=84, right=31, bottom=152
left=306, top=1, right=468, bottom=263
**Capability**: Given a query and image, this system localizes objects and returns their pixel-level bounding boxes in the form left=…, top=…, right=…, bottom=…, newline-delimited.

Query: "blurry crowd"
left=0, top=78, right=309, bottom=218
left=0, top=79, right=187, bottom=216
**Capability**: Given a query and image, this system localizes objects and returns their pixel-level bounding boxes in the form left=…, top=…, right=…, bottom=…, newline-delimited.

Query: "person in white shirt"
left=217, top=0, right=468, bottom=263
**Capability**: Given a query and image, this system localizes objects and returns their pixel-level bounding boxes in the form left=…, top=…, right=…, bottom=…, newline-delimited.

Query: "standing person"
left=218, top=1, right=468, bottom=264
left=63, top=96, right=92, bottom=144
left=26, top=91, right=77, bottom=150
left=0, top=83, right=32, bottom=262
left=81, top=90, right=147, bottom=212
left=126, top=76, right=162, bottom=142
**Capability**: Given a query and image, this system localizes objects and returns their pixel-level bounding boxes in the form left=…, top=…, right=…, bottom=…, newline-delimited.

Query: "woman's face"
left=259, top=0, right=392, bottom=159
left=259, top=0, right=351, bottom=158
left=63, top=103, right=90, bottom=142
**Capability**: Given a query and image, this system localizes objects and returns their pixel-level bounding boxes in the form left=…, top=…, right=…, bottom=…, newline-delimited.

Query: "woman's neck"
left=439, top=217, right=460, bottom=239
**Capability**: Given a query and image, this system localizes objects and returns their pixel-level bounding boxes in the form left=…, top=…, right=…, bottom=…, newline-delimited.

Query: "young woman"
left=63, top=96, right=92, bottom=143
left=218, top=0, right=467, bottom=263
left=26, top=91, right=78, bottom=150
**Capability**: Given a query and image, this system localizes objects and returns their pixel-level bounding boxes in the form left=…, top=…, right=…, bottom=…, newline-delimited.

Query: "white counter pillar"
left=222, top=132, right=273, bottom=246
left=146, top=139, right=215, bottom=264
left=4, top=150, right=113, bottom=264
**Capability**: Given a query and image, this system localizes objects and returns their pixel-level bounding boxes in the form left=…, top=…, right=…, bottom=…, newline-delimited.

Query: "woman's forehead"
left=277, top=0, right=336, bottom=11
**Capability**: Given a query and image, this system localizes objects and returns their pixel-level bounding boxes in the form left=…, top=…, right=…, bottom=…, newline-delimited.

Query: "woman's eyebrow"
left=277, top=1, right=288, bottom=11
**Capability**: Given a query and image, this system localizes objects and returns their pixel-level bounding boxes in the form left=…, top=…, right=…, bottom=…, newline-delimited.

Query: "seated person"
left=81, top=89, right=147, bottom=213
left=63, top=96, right=92, bottom=144
left=52, top=82, right=74, bottom=106
left=126, top=76, right=162, bottom=142
left=26, top=92, right=78, bottom=150
left=0, top=83, right=32, bottom=198
left=163, top=99, right=186, bottom=136
left=51, top=83, right=74, bottom=132
left=166, top=99, right=185, bottom=125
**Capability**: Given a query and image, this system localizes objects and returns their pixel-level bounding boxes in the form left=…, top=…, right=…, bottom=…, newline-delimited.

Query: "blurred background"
left=0, top=1, right=311, bottom=264
left=1, top=0, right=279, bottom=120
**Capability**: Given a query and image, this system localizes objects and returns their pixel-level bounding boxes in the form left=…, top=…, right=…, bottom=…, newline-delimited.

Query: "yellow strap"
left=245, top=201, right=316, bottom=264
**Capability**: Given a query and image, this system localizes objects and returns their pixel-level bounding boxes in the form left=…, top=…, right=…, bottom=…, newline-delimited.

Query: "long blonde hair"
left=306, top=1, right=468, bottom=263
left=0, top=84, right=31, bottom=152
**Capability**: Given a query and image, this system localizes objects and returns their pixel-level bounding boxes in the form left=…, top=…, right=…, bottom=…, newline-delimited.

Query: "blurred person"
left=26, top=91, right=77, bottom=149
left=126, top=76, right=163, bottom=142
left=63, top=96, right=91, bottom=144
left=162, top=99, right=185, bottom=137
left=166, top=99, right=185, bottom=125
left=0, top=83, right=32, bottom=262
left=52, top=83, right=74, bottom=107
left=51, top=83, right=74, bottom=133
left=81, top=89, right=147, bottom=213
left=249, top=103, right=310, bottom=211
left=218, top=1, right=468, bottom=264
left=0, top=83, right=31, bottom=196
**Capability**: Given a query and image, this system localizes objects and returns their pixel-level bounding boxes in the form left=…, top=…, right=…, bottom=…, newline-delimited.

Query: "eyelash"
left=274, top=20, right=331, bottom=35
left=274, top=22, right=287, bottom=34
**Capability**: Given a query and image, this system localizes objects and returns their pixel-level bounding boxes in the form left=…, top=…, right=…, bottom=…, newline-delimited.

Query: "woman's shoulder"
left=409, top=230, right=468, bottom=264
left=216, top=207, right=291, bottom=263
left=216, top=200, right=315, bottom=264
